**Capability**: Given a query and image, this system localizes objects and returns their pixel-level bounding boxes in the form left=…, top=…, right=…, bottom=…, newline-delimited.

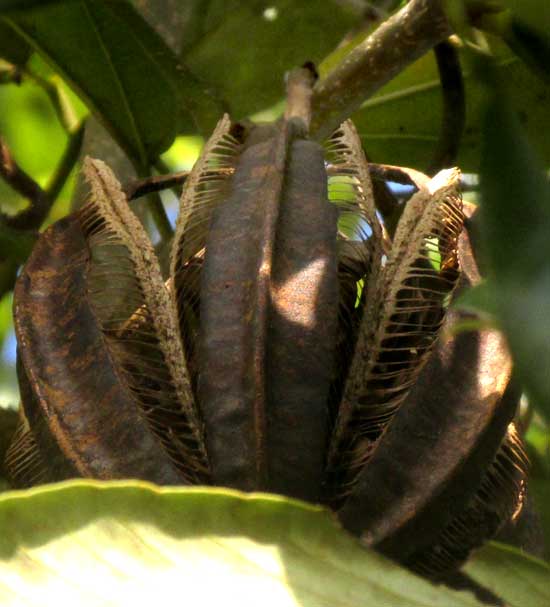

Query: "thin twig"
left=310, top=0, right=453, bottom=140
left=46, top=122, right=86, bottom=204
left=24, top=67, right=78, bottom=133
left=0, top=125, right=86, bottom=300
left=124, top=170, right=190, bottom=201
left=0, top=138, right=48, bottom=228
left=427, top=40, right=466, bottom=175
left=148, top=192, right=174, bottom=241
left=367, top=162, right=431, bottom=189
left=2, top=123, right=85, bottom=231
left=285, top=63, right=318, bottom=134
left=125, top=162, right=438, bottom=205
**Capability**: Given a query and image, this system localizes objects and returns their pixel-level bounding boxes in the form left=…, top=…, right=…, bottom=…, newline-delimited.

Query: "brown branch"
left=46, top=122, right=86, bottom=204
left=124, top=171, right=190, bottom=201
left=0, top=125, right=85, bottom=300
left=0, top=138, right=48, bottom=225
left=284, top=63, right=318, bottom=134
left=427, top=40, right=466, bottom=175
left=368, top=162, right=431, bottom=189
left=125, top=162, right=435, bottom=210
left=1, top=123, right=85, bottom=232
left=310, top=0, right=453, bottom=140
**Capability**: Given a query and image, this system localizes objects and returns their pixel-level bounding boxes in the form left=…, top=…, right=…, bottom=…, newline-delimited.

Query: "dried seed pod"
left=324, top=121, right=384, bottom=420
left=324, top=168, right=464, bottom=502
left=265, top=138, right=338, bottom=500
left=4, top=401, right=48, bottom=489
left=12, top=164, right=207, bottom=485
left=200, top=66, right=340, bottom=498
left=81, top=158, right=209, bottom=483
left=338, top=311, right=527, bottom=576
left=170, top=115, right=243, bottom=391
left=5, top=64, right=530, bottom=580
left=337, top=211, right=529, bottom=577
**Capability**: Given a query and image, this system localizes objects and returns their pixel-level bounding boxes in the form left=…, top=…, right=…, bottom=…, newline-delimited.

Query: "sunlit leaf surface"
left=0, top=480, right=487, bottom=607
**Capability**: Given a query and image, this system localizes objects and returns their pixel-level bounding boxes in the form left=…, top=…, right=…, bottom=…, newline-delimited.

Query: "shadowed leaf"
left=478, top=55, right=550, bottom=422
left=0, top=20, right=30, bottom=64
left=350, top=44, right=550, bottom=171
left=464, top=542, right=550, bottom=607
left=184, top=0, right=355, bottom=120
left=2, top=1, right=221, bottom=169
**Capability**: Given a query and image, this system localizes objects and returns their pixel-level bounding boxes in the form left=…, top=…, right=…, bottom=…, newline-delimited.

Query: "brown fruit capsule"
left=13, top=214, right=188, bottom=484
left=5, top=66, right=530, bottom=580
left=337, top=213, right=528, bottom=577
left=200, top=68, right=339, bottom=498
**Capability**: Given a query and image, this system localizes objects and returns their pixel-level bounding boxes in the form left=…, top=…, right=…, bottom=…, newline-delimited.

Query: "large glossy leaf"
left=0, top=479, right=489, bottom=607
left=1, top=1, right=220, bottom=170
left=464, top=543, right=550, bottom=607
left=184, top=0, right=355, bottom=120
left=477, top=56, right=550, bottom=422
left=351, top=45, right=550, bottom=172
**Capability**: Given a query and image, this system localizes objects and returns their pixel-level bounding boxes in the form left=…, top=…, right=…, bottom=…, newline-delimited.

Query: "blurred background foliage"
left=0, top=0, right=549, bottom=599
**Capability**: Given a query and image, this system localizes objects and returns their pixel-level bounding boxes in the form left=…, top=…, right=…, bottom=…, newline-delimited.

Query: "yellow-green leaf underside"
left=1, top=480, right=548, bottom=606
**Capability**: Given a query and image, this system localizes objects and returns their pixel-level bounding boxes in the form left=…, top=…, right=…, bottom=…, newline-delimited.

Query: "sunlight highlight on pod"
left=271, top=258, right=330, bottom=329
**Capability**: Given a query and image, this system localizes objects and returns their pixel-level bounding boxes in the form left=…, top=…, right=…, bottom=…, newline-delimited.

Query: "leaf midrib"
left=80, top=0, right=146, bottom=170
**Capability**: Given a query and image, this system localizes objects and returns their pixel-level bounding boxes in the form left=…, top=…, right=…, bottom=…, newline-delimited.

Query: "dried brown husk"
left=4, top=407, right=47, bottom=488
left=336, top=205, right=529, bottom=577
left=265, top=137, right=338, bottom=501
left=81, top=158, right=209, bottom=484
left=12, top=211, right=187, bottom=484
left=324, top=168, right=464, bottom=502
left=324, top=121, right=384, bottom=424
left=410, top=423, right=528, bottom=578
left=199, top=100, right=342, bottom=498
left=170, top=115, right=243, bottom=391
left=5, top=94, right=531, bottom=582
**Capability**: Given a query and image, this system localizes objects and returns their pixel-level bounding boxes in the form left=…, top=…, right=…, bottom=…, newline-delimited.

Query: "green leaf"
left=0, top=19, right=30, bottom=64
left=473, top=8, right=550, bottom=83
left=498, top=1, right=550, bottom=40
left=477, top=55, right=550, bottom=422
left=0, top=480, right=486, bottom=607
left=0, top=222, right=36, bottom=263
left=351, top=44, right=550, bottom=172
left=529, top=477, right=550, bottom=560
left=0, top=0, right=75, bottom=9
left=464, top=542, right=550, bottom=607
left=452, top=281, right=499, bottom=318
left=1, top=1, right=219, bottom=171
left=504, top=17, right=550, bottom=83
left=185, top=0, right=355, bottom=120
